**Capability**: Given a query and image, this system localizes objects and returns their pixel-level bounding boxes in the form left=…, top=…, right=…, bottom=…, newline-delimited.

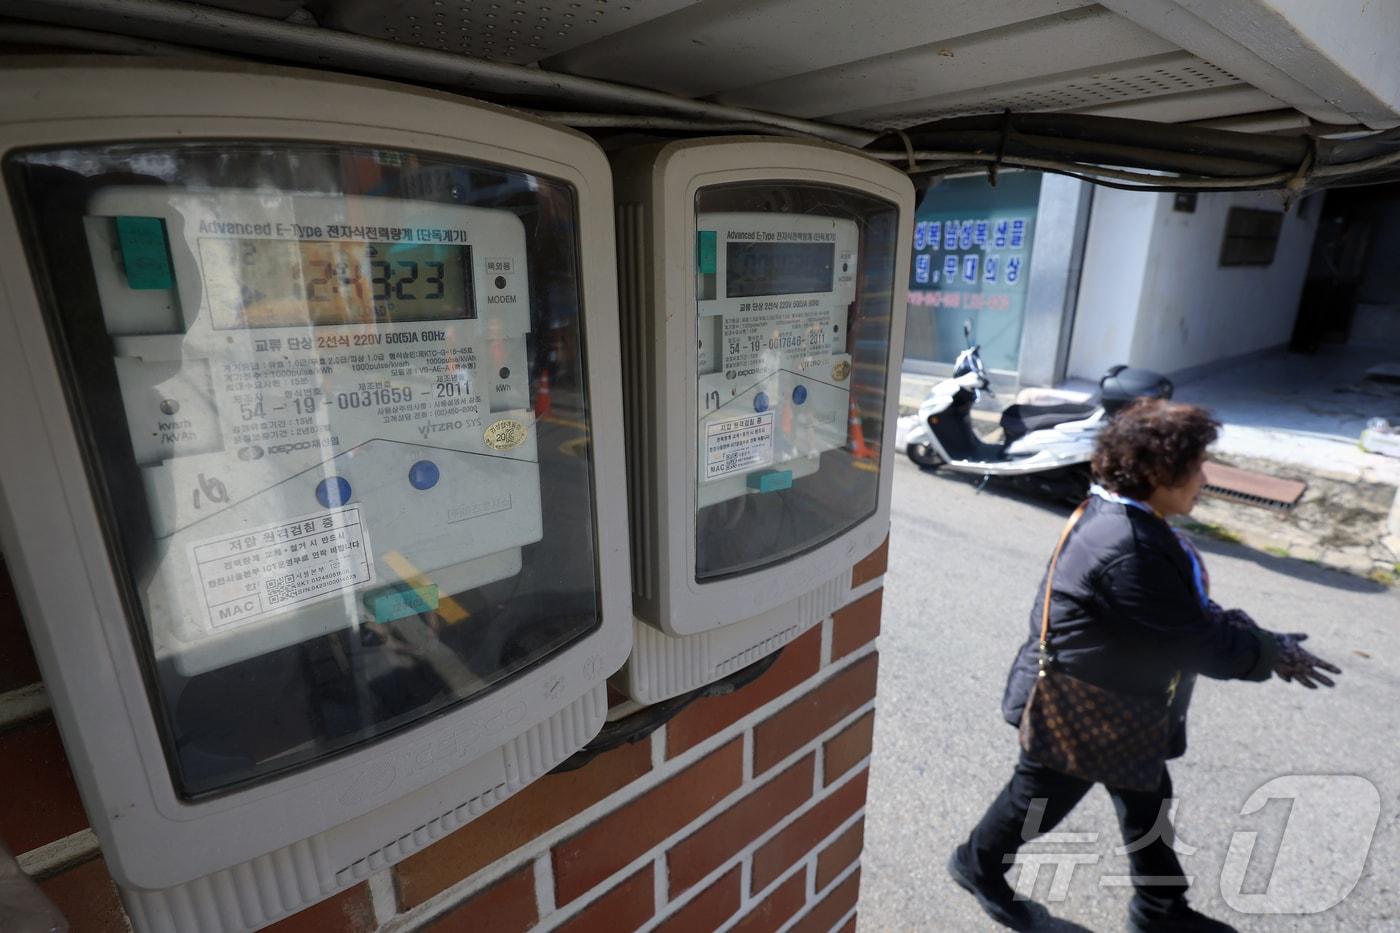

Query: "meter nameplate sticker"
left=485, top=418, right=529, bottom=451
left=720, top=300, right=833, bottom=376
left=83, top=188, right=547, bottom=670
left=704, top=412, right=775, bottom=479
left=187, top=507, right=374, bottom=631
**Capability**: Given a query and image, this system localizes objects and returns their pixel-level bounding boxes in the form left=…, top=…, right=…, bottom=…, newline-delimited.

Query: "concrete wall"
left=1129, top=189, right=1318, bottom=374
left=1018, top=175, right=1093, bottom=387
left=1065, top=187, right=1157, bottom=381
left=1067, top=188, right=1319, bottom=381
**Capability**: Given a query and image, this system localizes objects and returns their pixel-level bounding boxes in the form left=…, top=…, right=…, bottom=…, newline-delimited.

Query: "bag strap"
left=1038, top=501, right=1091, bottom=650
left=1036, top=500, right=1183, bottom=705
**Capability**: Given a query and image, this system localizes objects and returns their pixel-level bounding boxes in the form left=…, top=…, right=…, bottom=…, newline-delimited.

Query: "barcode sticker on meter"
left=704, top=412, right=775, bottom=480
left=188, top=507, right=375, bottom=631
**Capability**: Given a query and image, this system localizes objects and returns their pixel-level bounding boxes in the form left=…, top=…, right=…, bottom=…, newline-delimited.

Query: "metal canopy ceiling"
left=10, top=0, right=1400, bottom=133
left=295, top=0, right=1399, bottom=131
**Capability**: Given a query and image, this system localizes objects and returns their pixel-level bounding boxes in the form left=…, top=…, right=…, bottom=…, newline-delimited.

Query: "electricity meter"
left=611, top=138, right=912, bottom=702
left=0, top=62, right=630, bottom=932
left=94, top=187, right=541, bottom=675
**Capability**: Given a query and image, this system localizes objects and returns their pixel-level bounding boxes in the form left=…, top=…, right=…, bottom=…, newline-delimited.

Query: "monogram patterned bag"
left=1018, top=503, right=1176, bottom=793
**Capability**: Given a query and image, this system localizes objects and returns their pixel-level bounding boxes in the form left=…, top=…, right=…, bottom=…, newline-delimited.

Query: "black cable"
left=865, top=111, right=1400, bottom=193
left=548, top=647, right=784, bottom=774
left=873, top=112, right=1309, bottom=168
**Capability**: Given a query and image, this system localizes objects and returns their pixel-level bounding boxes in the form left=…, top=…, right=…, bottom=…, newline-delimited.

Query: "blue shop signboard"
left=905, top=172, right=1041, bottom=372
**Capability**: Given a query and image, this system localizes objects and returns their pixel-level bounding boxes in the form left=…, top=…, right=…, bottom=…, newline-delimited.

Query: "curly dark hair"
left=1091, top=399, right=1220, bottom=500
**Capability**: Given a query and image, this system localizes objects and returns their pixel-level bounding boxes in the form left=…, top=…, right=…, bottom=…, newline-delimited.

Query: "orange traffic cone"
left=534, top=368, right=552, bottom=419
left=848, top=398, right=875, bottom=459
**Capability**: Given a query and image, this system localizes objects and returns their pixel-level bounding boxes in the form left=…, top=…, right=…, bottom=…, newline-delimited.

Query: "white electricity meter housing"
left=0, top=61, right=631, bottom=932
left=612, top=138, right=912, bottom=702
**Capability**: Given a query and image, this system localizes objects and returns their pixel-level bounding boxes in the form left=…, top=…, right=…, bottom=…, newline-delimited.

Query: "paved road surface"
left=858, top=457, right=1400, bottom=932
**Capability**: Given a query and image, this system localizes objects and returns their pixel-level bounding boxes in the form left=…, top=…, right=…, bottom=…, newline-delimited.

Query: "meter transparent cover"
left=694, top=183, right=898, bottom=580
left=7, top=143, right=601, bottom=797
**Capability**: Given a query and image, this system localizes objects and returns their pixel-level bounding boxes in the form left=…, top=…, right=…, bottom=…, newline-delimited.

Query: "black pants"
left=966, top=750, right=1190, bottom=917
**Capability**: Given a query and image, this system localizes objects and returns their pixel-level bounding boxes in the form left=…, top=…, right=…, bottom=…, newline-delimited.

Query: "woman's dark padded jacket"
left=1001, top=496, right=1277, bottom=759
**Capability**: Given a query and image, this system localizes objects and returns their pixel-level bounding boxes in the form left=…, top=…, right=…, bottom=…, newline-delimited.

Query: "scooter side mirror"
left=962, top=319, right=973, bottom=343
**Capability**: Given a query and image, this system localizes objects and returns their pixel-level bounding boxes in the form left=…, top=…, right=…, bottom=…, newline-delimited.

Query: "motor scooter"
left=895, top=323, right=1173, bottom=502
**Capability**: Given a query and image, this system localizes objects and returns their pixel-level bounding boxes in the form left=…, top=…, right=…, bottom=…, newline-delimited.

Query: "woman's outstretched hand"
left=1273, top=633, right=1341, bottom=688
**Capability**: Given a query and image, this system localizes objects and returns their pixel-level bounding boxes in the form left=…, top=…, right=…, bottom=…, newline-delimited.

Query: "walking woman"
left=949, top=399, right=1339, bottom=932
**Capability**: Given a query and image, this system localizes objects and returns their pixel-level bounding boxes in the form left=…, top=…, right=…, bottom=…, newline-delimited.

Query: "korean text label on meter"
left=695, top=213, right=858, bottom=507
left=86, top=190, right=542, bottom=673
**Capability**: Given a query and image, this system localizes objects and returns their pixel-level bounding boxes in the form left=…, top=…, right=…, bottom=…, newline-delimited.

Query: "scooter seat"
left=1000, top=401, right=1099, bottom=442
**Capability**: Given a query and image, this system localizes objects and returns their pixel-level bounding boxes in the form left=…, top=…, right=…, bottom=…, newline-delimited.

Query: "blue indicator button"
left=754, top=392, right=770, bottom=413
left=792, top=385, right=808, bottom=405
left=408, top=460, right=440, bottom=490
left=315, top=476, right=352, bottom=508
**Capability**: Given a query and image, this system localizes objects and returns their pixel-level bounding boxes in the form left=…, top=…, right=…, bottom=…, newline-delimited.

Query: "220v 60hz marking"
left=317, top=331, right=445, bottom=348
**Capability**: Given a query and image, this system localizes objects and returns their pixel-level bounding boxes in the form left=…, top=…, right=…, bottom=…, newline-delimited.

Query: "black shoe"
left=947, top=845, right=1036, bottom=930
left=1127, top=899, right=1237, bottom=932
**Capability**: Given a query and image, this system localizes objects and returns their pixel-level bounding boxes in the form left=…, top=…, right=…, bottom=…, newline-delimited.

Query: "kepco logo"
left=237, top=445, right=265, bottom=461
left=268, top=440, right=324, bottom=456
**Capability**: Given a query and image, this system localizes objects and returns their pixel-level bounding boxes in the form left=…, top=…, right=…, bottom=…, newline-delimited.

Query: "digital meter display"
left=10, top=141, right=603, bottom=797
left=725, top=241, right=835, bottom=298
left=202, top=239, right=474, bottom=329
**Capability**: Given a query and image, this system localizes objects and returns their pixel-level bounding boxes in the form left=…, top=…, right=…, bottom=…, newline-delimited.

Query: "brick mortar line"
left=542, top=710, right=873, bottom=933
left=660, top=640, right=878, bottom=776
left=15, top=827, right=100, bottom=880
left=377, top=641, right=878, bottom=930
left=847, top=574, right=885, bottom=606
left=367, top=870, right=398, bottom=927
left=379, top=838, right=545, bottom=933
left=534, top=853, right=556, bottom=918
left=776, top=859, right=861, bottom=933
left=813, top=809, right=865, bottom=897
left=742, top=798, right=867, bottom=910
left=650, top=726, right=666, bottom=771
left=532, top=741, right=867, bottom=933
left=0, top=682, right=49, bottom=731
left=650, top=852, right=667, bottom=920
left=747, top=686, right=877, bottom=786
left=651, top=754, right=874, bottom=933
left=716, top=849, right=809, bottom=933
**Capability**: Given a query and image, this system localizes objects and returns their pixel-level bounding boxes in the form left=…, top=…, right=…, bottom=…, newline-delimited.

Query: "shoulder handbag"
left=1018, top=502, right=1179, bottom=793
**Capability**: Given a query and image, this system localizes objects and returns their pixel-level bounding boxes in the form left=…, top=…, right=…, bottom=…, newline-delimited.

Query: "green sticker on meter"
left=697, top=230, right=717, bottom=274
left=364, top=583, right=440, bottom=622
left=747, top=469, right=793, bottom=493
left=115, top=216, right=173, bottom=290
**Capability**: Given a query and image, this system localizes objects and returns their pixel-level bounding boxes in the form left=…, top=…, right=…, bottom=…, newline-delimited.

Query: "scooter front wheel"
left=906, top=442, right=942, bottom=470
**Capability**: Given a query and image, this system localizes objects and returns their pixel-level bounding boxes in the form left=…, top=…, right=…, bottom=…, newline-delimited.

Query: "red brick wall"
left=0, top=538, right=887, bottom=932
